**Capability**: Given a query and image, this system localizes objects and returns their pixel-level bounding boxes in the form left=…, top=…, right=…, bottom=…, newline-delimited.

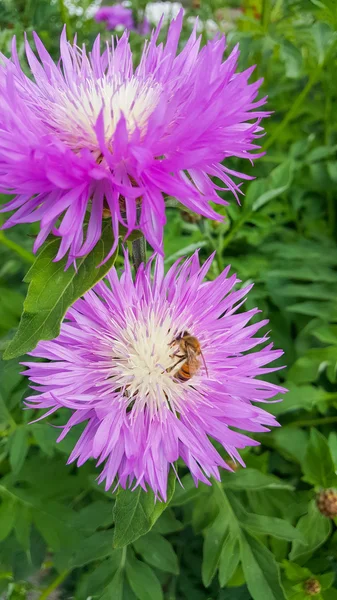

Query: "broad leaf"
left=113, top=472, right=175, bottom=548
left=4, top=223, right=118, bottom=359
left=133, top=532, right=179, bottom=574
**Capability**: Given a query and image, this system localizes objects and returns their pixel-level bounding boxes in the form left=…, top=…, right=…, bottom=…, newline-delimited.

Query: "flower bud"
left=304, top=578, right=321, bottom=596
left=316, top=489, right=337, bottom=518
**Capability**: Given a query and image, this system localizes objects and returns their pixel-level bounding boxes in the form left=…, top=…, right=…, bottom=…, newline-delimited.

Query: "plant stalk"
left=132, top=235, right=146, bottom=273
left=38, top=569, right=70, bottom=600
left=0, top=232, right=34, bottom=264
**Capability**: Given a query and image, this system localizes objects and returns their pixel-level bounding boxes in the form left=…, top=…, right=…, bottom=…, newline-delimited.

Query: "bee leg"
left=163, top=355, right=186, bottom=375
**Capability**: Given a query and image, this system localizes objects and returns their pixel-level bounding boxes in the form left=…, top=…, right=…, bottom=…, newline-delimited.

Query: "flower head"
left=23, top=252, right=285, bottom=500
left=95, top=4, right=150, bottom=35
left=0, top=12, right=268, bottom=265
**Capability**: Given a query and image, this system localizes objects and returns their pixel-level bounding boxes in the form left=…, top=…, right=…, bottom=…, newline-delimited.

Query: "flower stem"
left=38, top=569, right=70, bottom=600
left=132, top=235, right=146, bottom=273
left=0, top=231, right=34, bottom=264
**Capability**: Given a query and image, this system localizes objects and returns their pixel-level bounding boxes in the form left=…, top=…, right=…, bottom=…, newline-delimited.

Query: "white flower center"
left=108, top=309, right=194, bottom=417
left=34, top=75, right=162, bottom=151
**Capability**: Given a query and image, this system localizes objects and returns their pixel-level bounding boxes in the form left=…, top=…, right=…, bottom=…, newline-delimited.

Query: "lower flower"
left=22, top=252, right=286, bottom=500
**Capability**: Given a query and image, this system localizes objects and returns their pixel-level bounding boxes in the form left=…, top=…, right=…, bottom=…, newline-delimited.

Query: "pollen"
left=30, top=75, right=162, bottom=152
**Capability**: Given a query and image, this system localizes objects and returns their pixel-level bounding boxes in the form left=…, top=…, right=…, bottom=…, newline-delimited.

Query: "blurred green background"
left=0, top=0, right=337, bottom=599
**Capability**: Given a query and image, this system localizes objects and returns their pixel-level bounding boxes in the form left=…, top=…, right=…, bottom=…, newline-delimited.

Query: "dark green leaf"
left=0, top=498, right=17, bottom=542
left=133, top=532, right=179, bottom=574
left=222, top=469, right=293, bottom=491
left=302, top=429, right=337, bottom=488
left=9, top=428, right=28, bottom=474
left=289, top=502, right=332, bottom=562
left=71, top=531, right=117, bottom=568
left=126, top=550, right=163, bottom=600
left=202, top=512, right=230, bottom=587
left=219, top=534, right=240, bottom=588
left=240, top=532, right=285, bottom=600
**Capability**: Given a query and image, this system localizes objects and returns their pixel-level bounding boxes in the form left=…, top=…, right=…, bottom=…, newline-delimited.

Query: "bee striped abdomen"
left=177, top=362, right=191, bottom=381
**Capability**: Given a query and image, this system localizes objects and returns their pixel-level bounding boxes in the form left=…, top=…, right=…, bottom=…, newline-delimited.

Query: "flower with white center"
left=0, top=12, right=268, bottom=266
left=23, top=252, right=285, bottom=500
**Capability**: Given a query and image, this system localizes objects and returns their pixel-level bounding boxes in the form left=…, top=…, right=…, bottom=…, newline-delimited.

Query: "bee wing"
left=186, top=346, right=201, bottom=375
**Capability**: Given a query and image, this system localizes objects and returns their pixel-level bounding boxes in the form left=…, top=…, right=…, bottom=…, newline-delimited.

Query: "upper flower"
left=23, top=252, right=285, bottom=500
left=95, top=4, right=150, bottom=35
left=0, top=12, right=268, bottom=265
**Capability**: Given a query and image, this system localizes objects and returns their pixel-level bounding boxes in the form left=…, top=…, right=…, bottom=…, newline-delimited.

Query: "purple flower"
left=94, top=5, right=150, bottom=35
left=0, top=12, right=268, bottom=265
left=23, top=252, right=285, bottom=500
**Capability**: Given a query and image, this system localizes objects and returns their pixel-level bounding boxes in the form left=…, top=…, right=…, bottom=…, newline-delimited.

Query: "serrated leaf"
left=113, top=472, right=175, bottom=548
left=240, top=532, right=285, bottom=600
left=4, top=223, right=118, bottom=359
left=302, top=429, right=337, bottom=488
left=133, top=533, right=179, bottom=574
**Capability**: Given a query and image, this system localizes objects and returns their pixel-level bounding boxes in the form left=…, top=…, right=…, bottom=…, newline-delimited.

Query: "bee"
left=169, top=331, right=208, bottom=382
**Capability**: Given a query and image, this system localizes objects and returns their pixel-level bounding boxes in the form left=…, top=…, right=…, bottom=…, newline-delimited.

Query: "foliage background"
left=0, top=0, right=337, bottom=598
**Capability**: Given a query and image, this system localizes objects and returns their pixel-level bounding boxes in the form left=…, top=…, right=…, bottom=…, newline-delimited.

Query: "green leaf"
left=282, top=560, right=312, bottom=582
left=192, top=492, right=219, bottom=533
left=4, top=224, right=118, bottom=359
left=126, top=549, right=163, bottom=600
left=269, top=384, right=327, bottom=416
left=289, top=502, right=332, bottom=562
left=171, top=473, right=207, bottom=506
left=202, top=512, right=230, bottom=587
left=14, top=504, right=32, bottom=550
left=218, top=534, right=240, bottom=588
left=227, top=494, right=305, bottom=543
left=70, top=501, right=114, bottom=535
left=70, top=531, right=117, bottom=568
left=9, top=428, right=28, bottom=474
left=133, top=532, right=179, bottom=574
left=152, top=509, right=183, bottom=534
left=240, top=532, right=285, bottom=600
left=113, top=472, right=175, bottom=548
left=302, top=429, right=337, bottom=488
left=272, top=428, right=309, bottom=464
left=251, top=160, right=294, bottom=212
left=323, top=589, right=337, bottom=600
left=0, top=498, right=17, bottom=542
left=222, top=469, right=294, bottom=491
left=242, top=513, right=305, bottom=543
left=99, top=569, right=125, bottom=600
